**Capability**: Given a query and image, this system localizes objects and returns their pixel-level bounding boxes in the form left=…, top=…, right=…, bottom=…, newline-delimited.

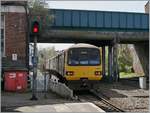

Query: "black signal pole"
left=30, top=35, right=38, bottom=100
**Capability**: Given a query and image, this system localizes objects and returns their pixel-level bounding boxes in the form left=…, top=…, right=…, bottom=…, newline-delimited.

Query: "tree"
left=28, top=0, right=54, bottom=31
left=118, top=44, right=133, bottom=72
left=38, top=47, right=57, bottom=71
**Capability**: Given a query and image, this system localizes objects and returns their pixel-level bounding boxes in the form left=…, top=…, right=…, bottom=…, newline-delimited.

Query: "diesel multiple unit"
left=46, top=43, right=102, bottom=90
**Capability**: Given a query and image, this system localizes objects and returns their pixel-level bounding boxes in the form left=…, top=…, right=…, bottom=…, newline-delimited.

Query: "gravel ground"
left=97, top=81, right=149, bottom=112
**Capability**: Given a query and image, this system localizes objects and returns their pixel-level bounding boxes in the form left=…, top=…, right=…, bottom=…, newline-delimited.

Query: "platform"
left=14, top=102, right=105, bottom=112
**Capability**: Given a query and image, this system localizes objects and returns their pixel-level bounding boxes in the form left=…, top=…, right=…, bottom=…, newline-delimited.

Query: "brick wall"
left=5, top=12, right=27, bottom=67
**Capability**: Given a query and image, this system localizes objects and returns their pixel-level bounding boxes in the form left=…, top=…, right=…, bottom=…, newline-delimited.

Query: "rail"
left=90, top=89, right=125, bottom=112
left=75, top=90, right=125, bottom=112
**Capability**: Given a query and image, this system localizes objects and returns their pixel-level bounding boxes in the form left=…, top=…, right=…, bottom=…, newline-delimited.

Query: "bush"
left=118, top=44, right=133, bottom=72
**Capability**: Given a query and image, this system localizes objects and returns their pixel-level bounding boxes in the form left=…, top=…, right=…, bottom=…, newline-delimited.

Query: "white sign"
left=12, top=53, right=17, bottom=61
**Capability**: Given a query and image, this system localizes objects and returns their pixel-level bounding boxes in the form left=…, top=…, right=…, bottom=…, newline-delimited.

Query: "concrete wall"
left=49, top=80, right=74, bottom=99
left=128, top=45, right=144, bottom=75
left=133, top=43, right=149, bottom=77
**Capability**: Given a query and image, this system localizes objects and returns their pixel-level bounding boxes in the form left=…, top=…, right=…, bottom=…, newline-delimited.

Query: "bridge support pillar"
left=113, top=43, right=119, bottom=82
left=108, top=45, right=113, bottom=83
left=133, top=43, right=149, bottom=89
left=102, top=46, right=106, bottom=78
left=133, top=43, right=149, bottom=78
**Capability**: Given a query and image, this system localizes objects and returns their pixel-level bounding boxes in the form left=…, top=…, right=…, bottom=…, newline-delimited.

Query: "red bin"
left=4, top=72, right=16, bottom=91
left=4, top=71, right=28, bottom=92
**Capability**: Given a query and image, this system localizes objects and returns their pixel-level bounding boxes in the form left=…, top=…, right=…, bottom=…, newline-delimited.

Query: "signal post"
left=30, top=21, right=39, bottom=100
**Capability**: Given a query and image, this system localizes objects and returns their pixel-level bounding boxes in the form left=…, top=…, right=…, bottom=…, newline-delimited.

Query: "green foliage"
left=105, top=44, right=133, bottom=74
left=28, top=0, right=54, bottom=31
left=29, top=0, right=47, bottom=15
left=118, top=44, right=133, bottom=72
left=120, top=72, right=142, bottom=78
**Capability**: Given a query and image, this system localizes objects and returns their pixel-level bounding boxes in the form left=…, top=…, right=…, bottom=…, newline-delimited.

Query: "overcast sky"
left=38, top=1, right=148, bottom=50
left=47, top=1, right=147, bottom=12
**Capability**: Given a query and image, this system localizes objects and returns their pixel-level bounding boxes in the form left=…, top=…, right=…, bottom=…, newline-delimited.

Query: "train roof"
left=68, top=43, right=99, bottom=49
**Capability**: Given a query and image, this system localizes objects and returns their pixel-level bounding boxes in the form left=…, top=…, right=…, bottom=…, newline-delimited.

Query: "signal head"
left=32, top=21, right=39, bottom=35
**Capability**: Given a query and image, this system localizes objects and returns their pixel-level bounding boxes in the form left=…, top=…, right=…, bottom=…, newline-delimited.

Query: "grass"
left=120, top=72, right=144, bottom=78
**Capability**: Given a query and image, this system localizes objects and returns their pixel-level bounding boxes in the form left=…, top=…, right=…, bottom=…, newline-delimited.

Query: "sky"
left=38, top=1, right=148, bottom=50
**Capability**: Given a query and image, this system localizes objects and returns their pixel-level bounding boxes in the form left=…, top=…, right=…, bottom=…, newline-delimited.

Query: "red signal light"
left=33, top=26, right=38, bottom=33
left=32, top=21, right=39, bottom=34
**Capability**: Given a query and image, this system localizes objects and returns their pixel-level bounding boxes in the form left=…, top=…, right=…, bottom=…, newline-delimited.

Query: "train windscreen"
left=68, top=48, right=100, bottom=66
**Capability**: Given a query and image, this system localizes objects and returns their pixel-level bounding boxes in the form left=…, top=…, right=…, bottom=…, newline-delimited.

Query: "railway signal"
left=32, top=21, right=40, bottom=35
left=30, top=21, right=39, bottom=100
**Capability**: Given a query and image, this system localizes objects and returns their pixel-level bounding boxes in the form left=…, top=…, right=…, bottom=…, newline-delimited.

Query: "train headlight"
left=95, top=71, right=102, bottom=76
left=66, top=71, right=74, bottom=76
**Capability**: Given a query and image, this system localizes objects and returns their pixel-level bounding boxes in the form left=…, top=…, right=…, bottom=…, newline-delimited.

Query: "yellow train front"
left=48, top=43, right=103, bottom=90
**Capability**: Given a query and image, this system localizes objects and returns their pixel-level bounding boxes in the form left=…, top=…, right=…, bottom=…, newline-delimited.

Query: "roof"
left=68, top=43, right=99, bottom=49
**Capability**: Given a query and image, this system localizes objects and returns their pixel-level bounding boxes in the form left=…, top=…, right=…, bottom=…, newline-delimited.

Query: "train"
left=46, top=43, right=103, bottom=90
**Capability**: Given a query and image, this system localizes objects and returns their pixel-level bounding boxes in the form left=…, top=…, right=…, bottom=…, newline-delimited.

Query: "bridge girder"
left=31, top=30, right=149, bottom=45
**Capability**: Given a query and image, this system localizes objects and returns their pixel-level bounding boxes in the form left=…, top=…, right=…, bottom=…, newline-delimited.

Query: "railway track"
left=75, top=90, right=125, bottom=112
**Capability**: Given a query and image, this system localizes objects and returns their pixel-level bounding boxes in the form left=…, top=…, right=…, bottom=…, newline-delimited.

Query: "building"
left=1, top=0, right=29, bottom=74
left=145, top=1, right=149, bottom=14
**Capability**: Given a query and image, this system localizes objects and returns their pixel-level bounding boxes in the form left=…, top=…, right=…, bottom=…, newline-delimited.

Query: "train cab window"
left=68, top=48, right=100, bottom=66
left=89, top=49, right=100, bottom=65
left=79, top=49, right=88, bottom=65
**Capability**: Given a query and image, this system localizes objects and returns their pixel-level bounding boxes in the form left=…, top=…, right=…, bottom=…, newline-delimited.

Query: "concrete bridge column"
left=113, top=43, right=119, bottom=82
left=108, top=45, right=113, bottom=82
left=133, top=43, right=149, bottom=77
left=134, top=42, right=149, bottom=89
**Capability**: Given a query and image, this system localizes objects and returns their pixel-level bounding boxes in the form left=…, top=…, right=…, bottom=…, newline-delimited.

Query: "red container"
left=4, top=72, right=16, bottom=91
left=16, top=71, right=28, bottom=91
left=4, top=71, right=28, bottom=92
